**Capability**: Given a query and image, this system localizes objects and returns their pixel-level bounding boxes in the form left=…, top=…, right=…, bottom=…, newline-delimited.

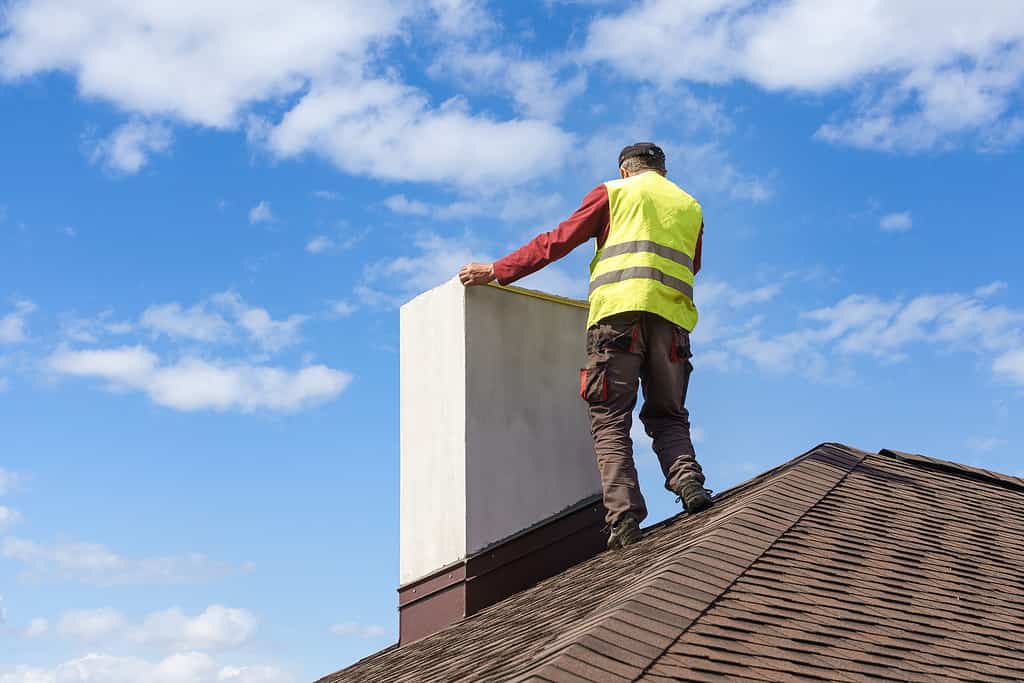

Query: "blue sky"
left=2, top=0, right=1024, bottom=680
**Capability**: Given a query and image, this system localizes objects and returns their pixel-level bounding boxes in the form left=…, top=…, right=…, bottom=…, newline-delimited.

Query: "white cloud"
left=879, top=211, right=913, bottom=232
left=966, top=436, right=1006, bottom=453
left=266, top=73, right=574, bottom=189
left=583, top=1, right=1024, bottom=151
left=430, top=45, right=586, bottom=121
left=0, top=506, right=21, bottom=531
left=60, top=310, right=134, bottom=343
left=25, top=618, right=48, bottom=639
left=383, top=195, right=431, bottom=217
left=137, top=292, right=306, bottom=352
left=0, top=468, right=20, bottom=495
left=383, top=191, right=568, bottom=225
left=0, top=653, right=294, bottom=683
left=45, top=606, right=257, bottom=652
left=211, top=293, right=305, bottom=354
left=0, top=300, right=37, bottom=344
left=305, top=236, right=334, bottom=254
left=331, top=301, right=357, bottom=317
left=310, top=190, right=340, bottom=201
left=0, top=1, right=405, bottom=129
left=46, top=346, right=349, bottom=413
left=88, top=120, right=172, bottom=174
left=140, top=304, right=232, bottom=343
left=61, top=226, right=77, bottom=237
left=426, top=0, right=494, bottom=37
left=329, top=622, right=389, bottom=639
left=58, top=608, right=128, bottom=643
left=305, top=230, right=366, bottom=255
left=975, top=281, right=1008, bottom=298
left=359, top=231, right=587, bottom=304
left=0, top=1, right=575, bottom=187
left=248, top=201, right=273, bottom=225
left=700, top=284, right=1024, bottom=382
left=134, top=606, right=258, bottom=652
left=2, top=536, right=253, bottom=586
left=363, top=233, right=492, bottom=299
left=353, top=285, right=405, bottom=310
left=994, top=349, right=1024, bottom=385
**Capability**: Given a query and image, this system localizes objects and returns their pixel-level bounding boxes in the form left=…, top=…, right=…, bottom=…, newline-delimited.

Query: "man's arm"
left=458, top=185, right=609, bottom=287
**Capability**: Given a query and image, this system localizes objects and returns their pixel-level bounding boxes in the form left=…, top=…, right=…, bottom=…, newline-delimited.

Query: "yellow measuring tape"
left=485, top=281, right=589, bottom=310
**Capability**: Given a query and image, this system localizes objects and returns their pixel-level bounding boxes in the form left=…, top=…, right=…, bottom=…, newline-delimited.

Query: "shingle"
left=318, top=444, right=1024, bottom=683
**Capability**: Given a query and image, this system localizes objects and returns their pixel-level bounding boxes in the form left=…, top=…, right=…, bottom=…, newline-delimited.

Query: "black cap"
left=618, top=142, right=665, bottom=168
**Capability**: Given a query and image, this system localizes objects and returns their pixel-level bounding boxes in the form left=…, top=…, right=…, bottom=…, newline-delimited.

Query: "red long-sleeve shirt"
left=493, top=183, right=703, bottom=286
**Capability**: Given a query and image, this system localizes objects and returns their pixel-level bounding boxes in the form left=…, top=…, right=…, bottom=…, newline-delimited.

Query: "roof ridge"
left=511, top=444, right=868, bottom=682
left=878, top=448, right=1024, bottom=493
left=639, top=441, right=863, bottom=537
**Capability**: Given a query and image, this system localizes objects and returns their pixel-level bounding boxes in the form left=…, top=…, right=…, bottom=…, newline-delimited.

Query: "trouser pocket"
left=669, top=326, right=693, bottom=364
left=579, top=362, right=608, bottom=403
left=587, top=318, right=639, bottom=356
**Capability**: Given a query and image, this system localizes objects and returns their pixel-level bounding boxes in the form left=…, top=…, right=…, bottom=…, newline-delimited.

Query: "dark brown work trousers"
left=580, top=311, right=704, bottom=525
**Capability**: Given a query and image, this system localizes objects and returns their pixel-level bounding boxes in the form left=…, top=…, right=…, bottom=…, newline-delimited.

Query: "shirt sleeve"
left=493, top=185, right=609, bottom=286
left=693, top=222, right=703, bottom=275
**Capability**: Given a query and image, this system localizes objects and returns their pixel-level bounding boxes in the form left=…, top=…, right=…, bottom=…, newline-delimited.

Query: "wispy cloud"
left=53, top=605, right=258, bottom=652
left=0, top=506, right=21, bottom=532
left=24, top=617, right=47, bottom=638
left=2, top=536, right=254, bottom=586
left=583, top=2, right=1024, bottom=152
left=57, top=607, right=127, bottom=642
left=304, top=231, right=366, bottom=255
left=87, top=120, right=172, bottom=174
left=879, top=211, right=913, bottom=232
left=966, top=436, right=1006, bottom=453
left=0, top=468, right=21, bottom=496
left=700, top=283, right=1024, bottom=384
left=46, top=346, right=350, bottom=413
left=0, top=301, right=36, bottom=344
left=140, top=303, right=232, bottom=344
left=975, top=281, right=1008, bottom=298
left=248, top=201, right=273, bottom=224
left=138, top=292, right=306, bottom=353
left=0, top=653, right=295, bottom=683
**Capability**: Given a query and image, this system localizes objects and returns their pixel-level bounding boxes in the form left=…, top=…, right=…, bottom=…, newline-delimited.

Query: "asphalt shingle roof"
left=319, top=443, right=1024, bottom=682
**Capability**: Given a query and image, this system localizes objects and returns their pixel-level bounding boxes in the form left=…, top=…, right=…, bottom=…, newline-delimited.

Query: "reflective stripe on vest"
left=594, top=239, right=694, bottom=272
left=589, top=266, right=693, bottom=300
left=588, top=172, right=702, bottom=331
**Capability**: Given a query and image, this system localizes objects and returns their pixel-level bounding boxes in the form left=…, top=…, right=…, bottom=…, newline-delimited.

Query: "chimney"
left=398, top=278, right=604, bottom=644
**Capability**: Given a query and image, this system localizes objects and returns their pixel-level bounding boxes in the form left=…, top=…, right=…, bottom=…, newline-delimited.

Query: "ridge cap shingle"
left=878, top=447, right=1024, bottom=493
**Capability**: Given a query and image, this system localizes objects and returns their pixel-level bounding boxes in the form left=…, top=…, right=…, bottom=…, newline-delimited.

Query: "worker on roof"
left=459, top=142, right=711, bottom=550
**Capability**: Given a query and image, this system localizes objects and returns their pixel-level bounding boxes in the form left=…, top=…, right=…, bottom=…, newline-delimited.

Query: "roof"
left=319, top=443, right=1024, bottom=682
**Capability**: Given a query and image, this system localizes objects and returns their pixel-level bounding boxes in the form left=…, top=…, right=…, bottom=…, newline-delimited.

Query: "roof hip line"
left=633, top=444, right=868, bottom=681
left=514, top=443, right=869, bottom=683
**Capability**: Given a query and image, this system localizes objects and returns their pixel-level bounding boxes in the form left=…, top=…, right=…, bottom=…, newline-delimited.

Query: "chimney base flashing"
left=398, top=495, right=605, bottom=645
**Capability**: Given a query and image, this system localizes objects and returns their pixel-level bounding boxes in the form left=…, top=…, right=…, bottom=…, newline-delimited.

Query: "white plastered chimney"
left=399, top=278, right=601, bottom=585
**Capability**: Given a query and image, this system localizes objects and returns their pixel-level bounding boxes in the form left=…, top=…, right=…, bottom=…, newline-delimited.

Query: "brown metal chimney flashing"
left=398, top=495, right=604, bottom=645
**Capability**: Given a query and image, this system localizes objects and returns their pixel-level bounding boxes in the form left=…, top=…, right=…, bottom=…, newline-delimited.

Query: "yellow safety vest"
left=588, top=172, right=702, bottom=331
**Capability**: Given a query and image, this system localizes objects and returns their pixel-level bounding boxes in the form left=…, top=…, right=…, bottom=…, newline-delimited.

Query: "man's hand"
left=458, top=262, right=496, bottom=287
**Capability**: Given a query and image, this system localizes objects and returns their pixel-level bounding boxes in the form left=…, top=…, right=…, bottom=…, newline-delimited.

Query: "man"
left=458, top=142, right=710, bottom=550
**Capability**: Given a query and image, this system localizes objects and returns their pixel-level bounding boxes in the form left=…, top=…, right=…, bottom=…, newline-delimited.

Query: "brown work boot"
left=607, top=514, right=642, bottom=550
left=676, top=480, right=712, bottom=515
